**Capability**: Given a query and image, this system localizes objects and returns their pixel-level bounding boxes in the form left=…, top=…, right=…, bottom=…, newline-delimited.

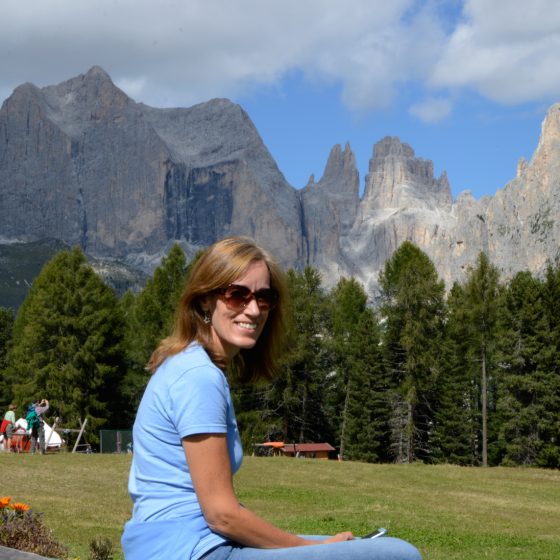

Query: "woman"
left=122, top=237, right=421, bottom=560
left=29, top=399, right=49, bottom=455
left=1, top=404, right=17, bottom=451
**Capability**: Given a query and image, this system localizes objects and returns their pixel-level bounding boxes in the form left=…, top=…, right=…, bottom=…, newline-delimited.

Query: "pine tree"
left=461, top=252, right=501, bottom=467
left=494, top=271, right=550, bottom=465
left=6, top=248, right=125, bottom=441
left=230, top=383, right=280, bottom=451
left=271, top=267, right=332, bottom=443
left=432, top=282, right=479, bottom=465
left=0, top=307, right=15, bottom=405
left=534, top=264, right=560, bottom=468
left=328, top=277, right=388, bottom=462
left=342, top=308, right=390, bottom=462
left=121, top=243, right=188, bottom=413
left=379, top=241, right=446, bottom=463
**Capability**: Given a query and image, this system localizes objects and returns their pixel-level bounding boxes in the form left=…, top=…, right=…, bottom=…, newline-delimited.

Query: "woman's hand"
left=183, top=434, right=356, bottom=549
left=322, top=532, right=355, bottom=543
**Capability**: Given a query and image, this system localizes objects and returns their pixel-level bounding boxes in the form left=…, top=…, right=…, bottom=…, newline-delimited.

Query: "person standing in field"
left=1, top=404, right=17, bottom=451
left=29, top=399, right=49, bottom=455
left=122, top=236, right=422, bottom=560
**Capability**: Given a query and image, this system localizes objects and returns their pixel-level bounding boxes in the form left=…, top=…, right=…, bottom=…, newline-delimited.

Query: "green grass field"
left=1, top=453, right=559, bottom=559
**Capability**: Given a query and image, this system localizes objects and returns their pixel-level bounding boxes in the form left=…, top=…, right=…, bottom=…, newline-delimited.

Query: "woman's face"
left=208, top=260, right=272, bottom=362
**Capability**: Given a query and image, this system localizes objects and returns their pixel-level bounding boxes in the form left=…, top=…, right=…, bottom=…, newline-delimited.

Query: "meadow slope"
left=0, top=454, right=558, bottom=559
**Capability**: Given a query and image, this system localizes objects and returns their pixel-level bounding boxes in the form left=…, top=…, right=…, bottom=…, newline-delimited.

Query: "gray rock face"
left=0, top=67, right=303, bottom=270
left=362, top=136, right=452, bottom=212
left=1, top=67, right=170, bottom=254
left=339, top=137, right=456, bottom=295
left=299, top=143, right=359, bottom=277
left=0, top=545, right=54, bottom=560
left=332, top=104, right=560, bottom=297
left=486, top=104, right=560, bottom=278
left=1, top=67, right=560, bottom=301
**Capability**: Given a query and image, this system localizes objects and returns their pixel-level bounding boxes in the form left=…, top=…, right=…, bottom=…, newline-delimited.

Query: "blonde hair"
left=147, top=236, right=287, bottom=383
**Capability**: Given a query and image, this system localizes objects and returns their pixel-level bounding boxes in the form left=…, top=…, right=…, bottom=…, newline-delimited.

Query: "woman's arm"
left=183, top=434, right=353, bottom=549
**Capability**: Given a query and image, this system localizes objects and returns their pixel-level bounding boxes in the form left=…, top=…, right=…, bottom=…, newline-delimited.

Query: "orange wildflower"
left=11, top=502, right=30, bottom=512
left=0, top=496, right=11, bottom=508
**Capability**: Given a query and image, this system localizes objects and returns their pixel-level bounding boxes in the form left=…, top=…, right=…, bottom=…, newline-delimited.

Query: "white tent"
left=0, top=417, right=63, bottom=451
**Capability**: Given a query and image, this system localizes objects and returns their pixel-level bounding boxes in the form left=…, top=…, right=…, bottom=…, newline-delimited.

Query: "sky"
left=1, top=0, right=560, bottom=200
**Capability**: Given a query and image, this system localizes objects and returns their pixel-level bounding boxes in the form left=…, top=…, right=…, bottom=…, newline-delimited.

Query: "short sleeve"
left=169, top=365, right=229, bottom=438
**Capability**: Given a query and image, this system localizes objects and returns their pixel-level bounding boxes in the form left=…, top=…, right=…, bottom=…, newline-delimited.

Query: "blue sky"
left=238, top=73, right=547, bottom=198
left=1, top=0, right=559, bottom=200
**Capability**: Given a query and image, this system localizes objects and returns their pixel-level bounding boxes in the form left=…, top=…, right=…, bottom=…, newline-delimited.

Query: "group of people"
left=122, top=237, right=422, bottom=560
left=1, top=399, right=50, bottom=454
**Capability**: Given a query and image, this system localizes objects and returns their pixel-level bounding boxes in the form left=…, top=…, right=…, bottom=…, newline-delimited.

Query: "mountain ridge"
left=1, top=67, right=559, bottom=306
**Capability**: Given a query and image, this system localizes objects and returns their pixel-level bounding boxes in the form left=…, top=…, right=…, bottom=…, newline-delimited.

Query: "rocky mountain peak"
left=305, top=174, right=316, bottom=187
left=85, top=65, right=112, bottom=81
left=140, top=97, right=264, bottom=167
left=49, top=65, right=128, bottom=105
left=299, top=142, right=360, bottom=271
left=1, top=67, right=560, bottom=307
left=361, top=136, right=452, bottom=211
left=324, top=142, right=354, bottom=170
left=531, top=103, right=560, bottom=169
left=0, top=67, right=303, bottom=267
left=36, top=66, right=132, bottom=138
left=517, top=156, right=529, bottom=178
left=316, top=142, right=359, bottom=195
left=371, top=136, right=415, bottom=159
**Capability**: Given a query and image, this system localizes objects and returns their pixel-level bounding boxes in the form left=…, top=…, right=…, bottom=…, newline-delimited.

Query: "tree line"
left=0, top=242, right=559, bottom=468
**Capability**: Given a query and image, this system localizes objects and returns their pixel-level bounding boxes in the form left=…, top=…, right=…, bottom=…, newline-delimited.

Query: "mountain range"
left=1, top=66, right=559, bottom=307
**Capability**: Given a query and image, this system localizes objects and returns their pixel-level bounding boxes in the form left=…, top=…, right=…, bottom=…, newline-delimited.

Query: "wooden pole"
left=72, top=418, right=88, bottom=453
left=44, top=417, right=59, bottom=452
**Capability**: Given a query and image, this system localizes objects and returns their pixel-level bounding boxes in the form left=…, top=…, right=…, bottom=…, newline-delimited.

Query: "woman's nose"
left=243, top=296, right=261, bottom=315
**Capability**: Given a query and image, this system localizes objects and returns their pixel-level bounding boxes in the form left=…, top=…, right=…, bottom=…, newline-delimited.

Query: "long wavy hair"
left=147, top=236, right=287, bottom=383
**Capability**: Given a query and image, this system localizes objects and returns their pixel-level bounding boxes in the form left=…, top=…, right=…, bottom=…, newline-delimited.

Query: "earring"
left=203, top=312, right=211, bottom=325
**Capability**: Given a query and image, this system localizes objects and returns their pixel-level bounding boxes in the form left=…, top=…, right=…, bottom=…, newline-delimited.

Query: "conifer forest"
left=1, top=241, right=559, bottom=469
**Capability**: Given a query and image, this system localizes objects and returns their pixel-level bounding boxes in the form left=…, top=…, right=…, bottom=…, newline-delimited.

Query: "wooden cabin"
left=252, top=442, right=336, bottom=460
left=281, top=443, right=335, bottom=459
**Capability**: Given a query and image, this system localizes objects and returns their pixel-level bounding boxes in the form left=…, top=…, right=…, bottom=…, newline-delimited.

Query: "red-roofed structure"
left=252, top=442, right=336, bottom=459
left=281, top=443, right=335, bottom=459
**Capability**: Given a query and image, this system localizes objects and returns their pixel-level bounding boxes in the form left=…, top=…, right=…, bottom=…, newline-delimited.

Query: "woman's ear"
left=199, top=296, right=213, bottom=325
left=200, top=295, right=211, bottom=314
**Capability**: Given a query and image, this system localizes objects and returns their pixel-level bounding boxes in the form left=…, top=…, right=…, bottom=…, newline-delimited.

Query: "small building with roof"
left=252, top=441, right=336, bottom=460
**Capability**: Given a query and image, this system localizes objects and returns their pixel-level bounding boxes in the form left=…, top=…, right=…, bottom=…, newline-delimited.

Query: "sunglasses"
left=215, top=284, right=278, bottom=311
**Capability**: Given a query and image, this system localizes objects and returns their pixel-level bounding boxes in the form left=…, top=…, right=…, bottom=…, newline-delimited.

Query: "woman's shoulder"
left=157, top=342, right=225, bottom=387
left=168, top=341, right=215, bottom=369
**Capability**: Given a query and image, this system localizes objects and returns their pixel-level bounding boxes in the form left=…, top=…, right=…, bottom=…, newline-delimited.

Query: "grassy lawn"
left=1, top=453, right=559, bottom=559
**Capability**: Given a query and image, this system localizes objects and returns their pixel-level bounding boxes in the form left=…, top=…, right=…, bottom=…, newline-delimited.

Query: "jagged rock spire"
left=362, top=136, right=452, bottom=211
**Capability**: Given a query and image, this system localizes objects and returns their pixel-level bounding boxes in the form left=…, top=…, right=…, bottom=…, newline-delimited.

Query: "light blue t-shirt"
left=122, top=342, right=244, bottom=560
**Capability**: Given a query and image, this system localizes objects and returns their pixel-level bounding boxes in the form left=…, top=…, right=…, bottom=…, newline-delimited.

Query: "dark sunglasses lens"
left=222, top=286, right=278, bottom=310
left=255, top=289, right=278, bottom=310
left=224, top=286, right=252, bottom=308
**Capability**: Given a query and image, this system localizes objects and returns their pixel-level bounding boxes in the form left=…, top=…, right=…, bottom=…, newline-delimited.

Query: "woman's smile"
left=209, top=260, right=271, bottom=361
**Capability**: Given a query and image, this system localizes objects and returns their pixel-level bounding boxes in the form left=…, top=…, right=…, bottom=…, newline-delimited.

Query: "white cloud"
left=410, top=97, right=453, bottom=123
left=1, top=0, right=558, bottom=114
left=431, top=0, right=560, bottom=104
left=314, top=6, right=447, bottom=111
left=0, top=0, right=444, bottom=110
left=114, top=76, right=148, bottom=100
